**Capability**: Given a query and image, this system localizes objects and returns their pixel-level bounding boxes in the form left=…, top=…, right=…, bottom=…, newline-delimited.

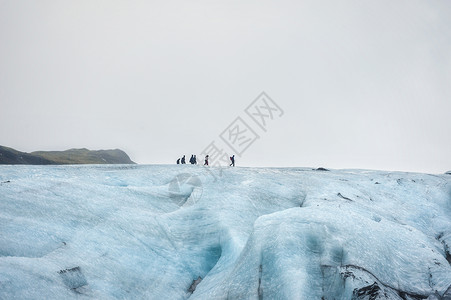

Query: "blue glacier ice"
left=1, top=165, right=451, bottom=299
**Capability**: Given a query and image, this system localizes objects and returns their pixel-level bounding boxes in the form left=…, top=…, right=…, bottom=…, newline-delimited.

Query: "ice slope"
left=0, top=165, right=450, bottom=299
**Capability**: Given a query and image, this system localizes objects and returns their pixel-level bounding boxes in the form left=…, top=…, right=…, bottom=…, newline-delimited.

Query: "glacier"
left=0, top=165, right=450, bottom=299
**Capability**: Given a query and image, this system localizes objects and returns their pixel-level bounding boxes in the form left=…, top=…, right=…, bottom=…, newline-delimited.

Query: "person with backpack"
left=193, top=155, right=197, bottom=164
left=204, top=155, right=209, bottom=166
left=230, top=155, right=235, bottom=167
left=181, top=155, right=186, bottom=164
left=189, top=155, right=194, bottom=164
left=177, top=158, right=180, bottom=164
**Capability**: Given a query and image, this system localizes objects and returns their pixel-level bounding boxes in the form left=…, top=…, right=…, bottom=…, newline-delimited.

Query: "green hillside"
left=0, top=146, right=135, bottom=165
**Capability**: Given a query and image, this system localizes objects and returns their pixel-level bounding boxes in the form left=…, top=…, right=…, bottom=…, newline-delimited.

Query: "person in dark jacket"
left=193, top=155, right=197, bottom=164
left=204, top=155, right=209, bottom=166
left=177, top=158, right=180, bottom=164
left=189, top=155, right=194, bottom=164
left=181, top=155, right=186, bottom=164
left=230, top=155, right=235, bottom=167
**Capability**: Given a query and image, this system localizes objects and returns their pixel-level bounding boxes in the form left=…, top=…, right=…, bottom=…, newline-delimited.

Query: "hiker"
left=177, top=158, right=180, bottom=164
left=204, top=155, right=209, bottom=166
left=193, top=155, right=197, bottom=165
left=230, top=155, right=235, bottom=167
left=189, top=155, right=194, bottom=164
left=181, top=155, right=186, bottom=164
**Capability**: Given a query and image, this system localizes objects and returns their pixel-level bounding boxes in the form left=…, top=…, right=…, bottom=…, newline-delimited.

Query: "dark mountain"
left=0, top=146, right=135, bottom=165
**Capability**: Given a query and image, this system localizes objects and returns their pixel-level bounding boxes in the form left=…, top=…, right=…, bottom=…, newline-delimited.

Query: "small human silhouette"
left=230, top=155, right=235, bottom=167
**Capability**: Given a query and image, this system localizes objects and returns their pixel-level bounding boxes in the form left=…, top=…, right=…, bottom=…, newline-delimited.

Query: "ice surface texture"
left=0, top=165, right=450, bottom=299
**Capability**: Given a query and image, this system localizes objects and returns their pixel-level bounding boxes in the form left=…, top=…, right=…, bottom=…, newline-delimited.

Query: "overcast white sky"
left=1, top=0, right=450, bottom=173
